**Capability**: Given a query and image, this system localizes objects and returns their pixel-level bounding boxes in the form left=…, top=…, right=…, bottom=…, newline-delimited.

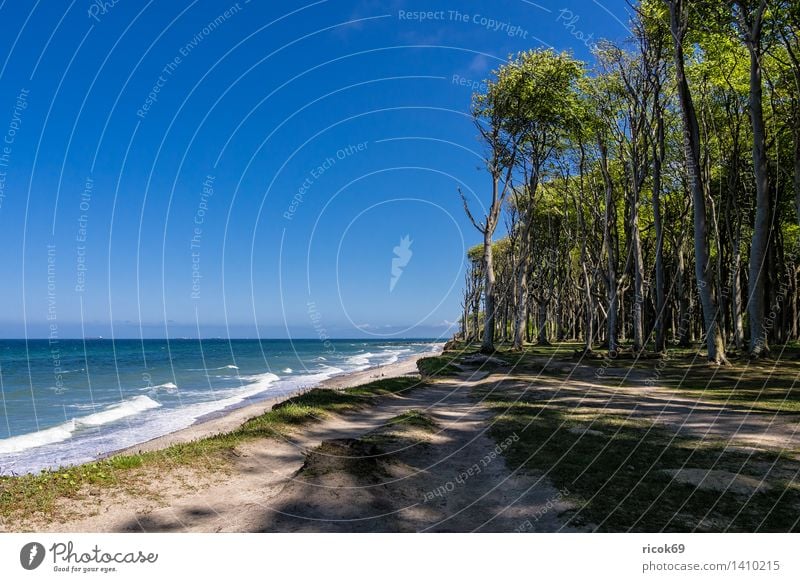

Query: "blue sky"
left=0, top=0, right=628, bottom=339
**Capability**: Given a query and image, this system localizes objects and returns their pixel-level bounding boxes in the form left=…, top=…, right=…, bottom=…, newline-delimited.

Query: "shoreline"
left=112, top=347, right=442, bottom=458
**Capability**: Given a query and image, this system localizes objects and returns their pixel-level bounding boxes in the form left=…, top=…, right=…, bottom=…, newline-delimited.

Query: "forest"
left=459, top=0, right=800, bottom=364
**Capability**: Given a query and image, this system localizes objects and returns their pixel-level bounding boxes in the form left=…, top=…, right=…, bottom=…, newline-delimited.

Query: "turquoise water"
left=0, top=339, right=440, bottom=475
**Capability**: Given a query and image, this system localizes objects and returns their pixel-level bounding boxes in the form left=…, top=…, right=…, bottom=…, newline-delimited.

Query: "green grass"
left=416, top=355, right=462, bottom=379
left=384, top=409, right=439, bottom=432
left=675, top=387, right=800, bottom=414
left=628, top=353, right=800, bottom=413
left=0, top=375, right=422, bottom=524
left=481, top=341, right=800, bottom=414
left=465, top=342, right=800, bottom=531
left=477, top=383, right=800, bottom=532
left=459, top=340, right=584, bottom=359
left=359, top=410, right=440, bottom=451
left=0, top=456, right=146, bottom=521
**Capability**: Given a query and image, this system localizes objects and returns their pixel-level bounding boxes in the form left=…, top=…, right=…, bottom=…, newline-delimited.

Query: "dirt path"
left=255, top=372, right=580, bottom=532
left=511, top=357, right=800, bottom=454
left=41, top=370, right=580, bottom=533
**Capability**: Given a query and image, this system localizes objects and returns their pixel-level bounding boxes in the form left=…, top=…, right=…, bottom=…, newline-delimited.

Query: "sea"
left=0, top=338, right=441, bottom=475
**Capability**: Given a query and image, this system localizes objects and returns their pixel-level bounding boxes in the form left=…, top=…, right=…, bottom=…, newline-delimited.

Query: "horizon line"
left=0, top=337, right=446, bottom=341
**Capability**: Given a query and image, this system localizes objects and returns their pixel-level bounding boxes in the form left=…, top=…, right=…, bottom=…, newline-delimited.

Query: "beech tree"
left=489, top=50, right=582, bottom=350
left=458, top=3, right=800, bottom=364
left=731, top=0, right=771, bottom=356
left=461, top=73, right=520, bottom=353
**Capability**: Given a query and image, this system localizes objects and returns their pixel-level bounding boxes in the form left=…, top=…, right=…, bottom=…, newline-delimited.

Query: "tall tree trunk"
left=676, top=238, right=691, bottom=347
left=631, top=184, right=645, bottom=352
left=582, top=265, right=593, bottom=351
left=652, top=115, right=666, bottom=352
left=481, top=232, right=496, bottom=353
left=667, top=0, right=727, bottom=363
left=732, top=228, right=745, bottom=350
left=501, top=291, right=509, bottom=342
left=600, top=142, right=619, bottom=353
left=526, top=302, right=533, bottom=343
left=793, top=266, right=799, bottom=340
left=574, top=144, right=594, bottom=353
left=537, top=301, right=549, bottom=345
left=795, top=126, right=800, bottom=226
left=741, top=3, right=770, bottom=356
left=472, top=298, right=480, bottom=345
left=512, top=252, right=529, bottom=350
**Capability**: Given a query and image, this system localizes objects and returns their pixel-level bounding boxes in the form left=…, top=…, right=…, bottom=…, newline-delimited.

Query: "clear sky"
left=0, top=0, right=629, bottom=339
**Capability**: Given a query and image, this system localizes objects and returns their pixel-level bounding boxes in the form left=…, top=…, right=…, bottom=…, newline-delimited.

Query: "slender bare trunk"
left=795, top=126, right=800, bottom=226
left=652, top=115, right=666, bottom=352
left=631, top=184, right=645, bottom=352
left=667, top=0, right=726, bottom=363
left=732, top=232, right=745, bottom=350
left=582, top=263, right=593, bottom=352
left=599, top=142, right=619, bottom=353
left=537, top=301, right=549, bottom=345
left=512, top=252, right=529, bottom=350
left=743, top=11, right=770, bottom=356
left=472, top=300, right=480, bottom=345
left=676, top=238, right=691, bottom=347
left=574, top=144, right=594, bottom=352
left=481, top=232, right=496, bottom=353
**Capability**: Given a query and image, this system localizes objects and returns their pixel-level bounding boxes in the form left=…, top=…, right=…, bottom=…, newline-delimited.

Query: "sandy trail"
left=253, top=371, right=579, bottom=533
left=40, top=366, right=578, bottom=533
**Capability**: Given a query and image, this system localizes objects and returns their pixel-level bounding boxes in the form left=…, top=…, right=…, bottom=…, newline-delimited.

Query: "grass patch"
left=627, top=354, right=800, bottom=413
left=676, top=388, right=800, bottom=414
left=385, top=410, right=438, bottom=432
left=493, top=341, right=800, bottom=414
left=417, top=355, right=462, bottom=379
left=357, top=410, right=439, bottom=452
left=478, top=385, right=800, bottom=532
left=0, top=375, right=423, bottom=525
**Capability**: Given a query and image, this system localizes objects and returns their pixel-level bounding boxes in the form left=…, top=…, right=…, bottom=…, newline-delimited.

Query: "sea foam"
left=0, top=395, right=161, bottom=454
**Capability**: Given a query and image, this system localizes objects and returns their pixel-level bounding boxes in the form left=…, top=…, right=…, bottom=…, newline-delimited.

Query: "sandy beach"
left=115, top=348, right=442, bottom=457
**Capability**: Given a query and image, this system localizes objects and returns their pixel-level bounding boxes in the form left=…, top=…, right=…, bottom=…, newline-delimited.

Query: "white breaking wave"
left=346, top=348, right=409, bottom=370
left=0, top=421, right=77, bottom=454
left=0, top=347, right=432, bottom=473
left=129, top=373, right=284, bottom=435
left=346, top=352, right=374, bottom=366
left=77, top=395, right=161, bottom=427
left=145, top=382, right=178, bottom=394
left=282, top=368, right=293, bottom=373
left=0, top=395, right=162, bottom=455
left=236, top=372, right=281, bottom=385
left=66, top=402, right=101, bottom=411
